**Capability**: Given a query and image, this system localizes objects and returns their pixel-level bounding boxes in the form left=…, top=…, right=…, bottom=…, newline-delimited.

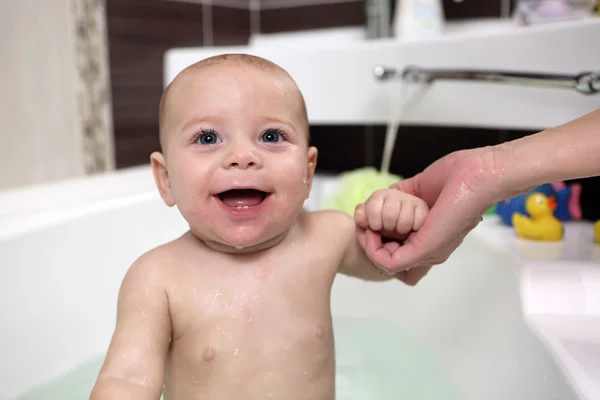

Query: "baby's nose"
left=224, top=146, right=261, bottom=170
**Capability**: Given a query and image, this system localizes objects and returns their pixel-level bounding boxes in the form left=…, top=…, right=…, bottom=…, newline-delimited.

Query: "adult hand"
left=356, top=108, right=600, bottom=285
left=362, top=147, right=507, bottom=285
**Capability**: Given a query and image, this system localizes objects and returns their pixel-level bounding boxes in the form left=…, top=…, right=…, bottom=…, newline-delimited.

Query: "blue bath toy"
left=553, top=184, right=572, bottom=221
left=495, top=181, right=582, bottom=226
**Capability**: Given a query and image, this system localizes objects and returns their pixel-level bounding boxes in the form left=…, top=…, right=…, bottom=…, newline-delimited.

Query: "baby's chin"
left=191, top=224, right=291, bottom=253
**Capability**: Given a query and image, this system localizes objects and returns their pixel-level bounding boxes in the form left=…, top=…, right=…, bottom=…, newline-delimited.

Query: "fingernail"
left=372, top=262, right=394, bottom=276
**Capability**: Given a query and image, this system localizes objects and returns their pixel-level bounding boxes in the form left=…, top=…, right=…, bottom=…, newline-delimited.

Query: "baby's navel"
left=203, top=347, right=216, bottom=361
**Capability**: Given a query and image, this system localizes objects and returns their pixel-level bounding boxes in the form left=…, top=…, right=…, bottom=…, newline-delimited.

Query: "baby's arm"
left=90, top=254, right=171, bottom=400
left=339, top=189, right=429, bottom=281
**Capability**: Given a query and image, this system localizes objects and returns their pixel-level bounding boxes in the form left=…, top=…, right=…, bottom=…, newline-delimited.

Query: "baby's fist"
left=354, top=189, right=429, bottom=236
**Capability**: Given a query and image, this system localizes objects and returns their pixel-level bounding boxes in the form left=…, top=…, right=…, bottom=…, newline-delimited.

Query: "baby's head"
left=151, top=54, right=318, bottom=252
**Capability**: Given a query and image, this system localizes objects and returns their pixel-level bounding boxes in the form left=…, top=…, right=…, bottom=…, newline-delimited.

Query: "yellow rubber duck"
left=594, top=220, right=600, bottom=245
left=512, top=193, right=563, bottom=241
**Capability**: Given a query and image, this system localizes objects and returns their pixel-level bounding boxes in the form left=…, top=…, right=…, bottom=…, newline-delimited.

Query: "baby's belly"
left=165, top=313, right=335, bottom=399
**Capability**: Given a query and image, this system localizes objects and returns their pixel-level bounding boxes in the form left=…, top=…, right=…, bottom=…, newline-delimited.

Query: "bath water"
left=19, top=318, right=459, bottom=399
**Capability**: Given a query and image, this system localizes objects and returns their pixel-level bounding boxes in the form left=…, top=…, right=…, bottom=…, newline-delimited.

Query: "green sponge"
left=323, top=167, right=403, bottom=216
left=484, top=203, right=497, bottom=215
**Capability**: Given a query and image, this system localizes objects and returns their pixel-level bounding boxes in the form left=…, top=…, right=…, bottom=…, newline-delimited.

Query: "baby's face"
left=154, top=64, right=317, bottom=249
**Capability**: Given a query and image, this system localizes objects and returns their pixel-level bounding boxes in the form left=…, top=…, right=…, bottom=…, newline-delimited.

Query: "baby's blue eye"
left=197, top=131, right=221, bottom=145
left=261, top=130, right=283, bottom=143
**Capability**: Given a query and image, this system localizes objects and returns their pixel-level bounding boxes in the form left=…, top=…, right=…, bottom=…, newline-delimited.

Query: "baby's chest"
left=170, top=293, right=334, bottom=379
left=172, top=276, right=333, bottom=357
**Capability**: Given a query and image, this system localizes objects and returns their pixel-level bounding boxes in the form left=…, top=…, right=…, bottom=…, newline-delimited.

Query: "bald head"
left=158, top=53, right=309, bottom=151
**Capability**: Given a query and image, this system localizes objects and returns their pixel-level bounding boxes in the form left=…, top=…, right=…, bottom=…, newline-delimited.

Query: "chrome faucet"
left=373, top=65, right=600, bottom=95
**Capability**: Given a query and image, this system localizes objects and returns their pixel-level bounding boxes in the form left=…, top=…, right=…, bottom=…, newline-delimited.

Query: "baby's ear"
left=305, top=146, right=318, bottom=197
left=150, top=152, right=175, bottom=207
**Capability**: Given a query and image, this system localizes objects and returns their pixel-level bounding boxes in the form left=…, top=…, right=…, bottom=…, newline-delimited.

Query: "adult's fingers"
left=362, top=228, right=417, bottom=274
left=389, top=175, right=420, bottom=197
left=362, top=229, right=392, bottom=271
left=394, top=265, right=432, bottom=286
left=375, top=183, right=484, bottom=273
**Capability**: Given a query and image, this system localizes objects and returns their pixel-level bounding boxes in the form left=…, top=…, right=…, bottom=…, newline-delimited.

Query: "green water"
left=19, top=318, right=459, bottom=400
left=333, top=318, right=460, bottom=400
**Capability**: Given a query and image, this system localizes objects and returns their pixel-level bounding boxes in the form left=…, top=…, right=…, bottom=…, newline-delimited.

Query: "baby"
left=90, top=54, right=429, bottom=400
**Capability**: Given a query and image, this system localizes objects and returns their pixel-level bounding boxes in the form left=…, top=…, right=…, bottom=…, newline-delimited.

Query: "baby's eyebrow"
left=257, top=116, right=298, bottom=132
left=180, top=116, right=223, bottom=133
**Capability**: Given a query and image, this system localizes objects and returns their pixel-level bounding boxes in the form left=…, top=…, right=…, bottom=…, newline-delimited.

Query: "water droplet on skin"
left=216, top=326, right=231, bottom=338
left=233, top=348, right=239, bottom=357
left=213, top=291, right=222, bottom=304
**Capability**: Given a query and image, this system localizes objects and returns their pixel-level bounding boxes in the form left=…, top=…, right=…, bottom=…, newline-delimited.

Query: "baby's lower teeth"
left=236, top=205, right=250, bottom=209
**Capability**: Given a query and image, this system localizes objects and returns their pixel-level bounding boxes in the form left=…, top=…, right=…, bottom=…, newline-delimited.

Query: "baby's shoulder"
left=299, top=209, right=356, bottom=242
left=121, top=235, right=186, bottom=287
left=301, top=208, right=354, bottom=226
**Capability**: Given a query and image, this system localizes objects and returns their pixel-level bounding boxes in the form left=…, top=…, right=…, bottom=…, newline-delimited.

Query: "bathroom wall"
left=102, top=0, right=599, bottom=220
left=106, top=0, right=530, bottom=176
left=0, top=0, right=114, bottom=191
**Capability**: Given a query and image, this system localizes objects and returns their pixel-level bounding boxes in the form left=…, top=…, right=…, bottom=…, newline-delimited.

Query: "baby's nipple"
left=203, top=347, right=216, bottom=361
left=315, top=325, right=325, bottom=338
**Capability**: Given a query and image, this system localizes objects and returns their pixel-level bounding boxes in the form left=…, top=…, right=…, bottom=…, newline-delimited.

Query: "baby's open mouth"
left=217, top=189, right=268, bottom=209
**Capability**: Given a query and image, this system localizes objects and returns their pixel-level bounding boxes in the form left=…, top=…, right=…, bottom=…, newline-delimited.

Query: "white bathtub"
left=1, top=166, right=598, bottom=399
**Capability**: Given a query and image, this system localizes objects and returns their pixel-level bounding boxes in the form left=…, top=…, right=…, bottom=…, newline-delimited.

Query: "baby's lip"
left=211, top=184, right=272, bottom=196
left=217, top=189, right=268, bottom=207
